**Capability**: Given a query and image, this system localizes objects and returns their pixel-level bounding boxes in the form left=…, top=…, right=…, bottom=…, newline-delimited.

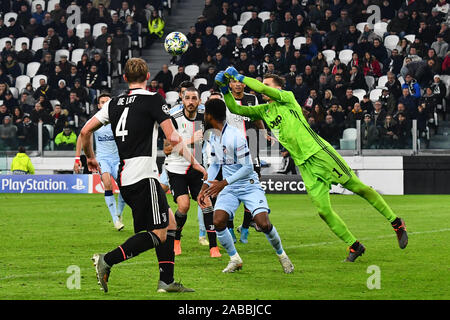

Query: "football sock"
left=344, top=176, right=397, bottom=223
left=104, top=190, right=118, bottom=223
left=104, top=231, right=161, bottom=267
left=202, top=206, right=217, bottom=248
left=351, top=240, right=361, bottom=250
left=175, top=210, right=187, bottom=240
left=242, top=207, right=252, bottom=229
left=197, top=206, right=206, bottom=236
left=263, top=225, right=284, bottom=255
left=117, top=192, right=126, bottom=217
left=391, top=217, right=402, bottom=228
left=216, top=227, right=237, bottom=257
left=155, top=229, right=175, bottom=284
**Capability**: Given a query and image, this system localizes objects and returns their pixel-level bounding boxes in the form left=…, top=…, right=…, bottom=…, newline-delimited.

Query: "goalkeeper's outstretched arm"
left=240, top=76, right=283, bottom=102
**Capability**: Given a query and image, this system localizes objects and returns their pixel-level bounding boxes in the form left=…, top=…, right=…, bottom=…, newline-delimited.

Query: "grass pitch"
left=0, top=193, right=449, bottom=300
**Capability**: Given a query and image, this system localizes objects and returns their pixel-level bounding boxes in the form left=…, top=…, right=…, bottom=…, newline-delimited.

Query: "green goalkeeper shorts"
left=299, top=147, right=355, bottom=201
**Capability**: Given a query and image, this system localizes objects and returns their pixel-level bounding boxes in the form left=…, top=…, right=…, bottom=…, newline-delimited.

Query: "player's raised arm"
left=224, top=67, right=283, bottom=102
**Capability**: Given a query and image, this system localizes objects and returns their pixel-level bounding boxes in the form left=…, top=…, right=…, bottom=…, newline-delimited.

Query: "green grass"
left=0, top=193, right=449, bottom=300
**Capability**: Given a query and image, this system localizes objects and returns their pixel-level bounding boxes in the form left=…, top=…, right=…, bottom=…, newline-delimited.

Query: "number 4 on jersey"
left=116, top=107, right=129, bottom=142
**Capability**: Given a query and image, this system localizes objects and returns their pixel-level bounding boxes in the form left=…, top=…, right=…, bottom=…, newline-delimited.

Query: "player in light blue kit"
left=74, top=93, right=126, bottom=231
left=198, top=98, right=294, bottom=273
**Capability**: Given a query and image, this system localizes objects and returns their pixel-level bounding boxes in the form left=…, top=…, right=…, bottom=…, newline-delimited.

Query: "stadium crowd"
left=152, top=0, right=450, bottom=150
left=0, top=0, right=165, bottom=151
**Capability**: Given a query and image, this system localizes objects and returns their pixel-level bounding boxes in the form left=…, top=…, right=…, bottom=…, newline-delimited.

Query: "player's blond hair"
left=264, top=73, right=286, bottom=88
left=124, top=58, right=149, bottom=84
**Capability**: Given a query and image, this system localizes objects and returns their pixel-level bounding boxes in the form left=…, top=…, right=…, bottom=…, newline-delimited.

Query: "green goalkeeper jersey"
left=223, top=77, right=333, bottom=166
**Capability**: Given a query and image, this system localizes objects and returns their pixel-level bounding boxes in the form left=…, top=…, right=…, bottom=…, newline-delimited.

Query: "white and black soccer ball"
left=164, top=32, right=189, bottom=56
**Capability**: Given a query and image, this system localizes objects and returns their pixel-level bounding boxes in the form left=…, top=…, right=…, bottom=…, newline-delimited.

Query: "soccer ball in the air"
left=164, top=32, right=189, bottom=56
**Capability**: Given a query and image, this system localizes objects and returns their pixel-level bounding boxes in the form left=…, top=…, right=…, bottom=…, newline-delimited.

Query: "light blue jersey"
left=94, top=124, right=120, bottom=180
left=208, top=123, right=268, bottom=218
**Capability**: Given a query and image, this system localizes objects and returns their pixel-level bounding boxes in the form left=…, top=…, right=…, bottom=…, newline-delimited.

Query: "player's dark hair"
left=183, top=86, right=199, bottom=98
left=208, top=92, right=223, bottom=99
left=179, top=81, right=194, bottom=91
left=97, top=92, right=111, bottom=103
left=263, top=73, right=286, bottom=88
left=205, top=99, right=226, bottom=122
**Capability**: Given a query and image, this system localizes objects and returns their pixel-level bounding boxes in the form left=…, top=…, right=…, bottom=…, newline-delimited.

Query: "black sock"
left=242, top=207, right=252, bottom=229
left=351, top=240, right=361, bottom=250
left=104, top=231, right=161, bottom=267
left=227, top=219, right=234, bottom=229
left=155, top=230, right=175, bottom=285
left=202, top=206, right=217, bottom=248
left=391, top=217, right=402, bottom=228
left=175, top=210, right=187, bottom=240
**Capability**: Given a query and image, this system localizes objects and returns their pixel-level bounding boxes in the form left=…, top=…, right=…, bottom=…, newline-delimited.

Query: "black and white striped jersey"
left=94, top=88, right=170, bottom=186
left=226, top=93, right=259, bottom=135
left=164, top=107, right=204, bottom=175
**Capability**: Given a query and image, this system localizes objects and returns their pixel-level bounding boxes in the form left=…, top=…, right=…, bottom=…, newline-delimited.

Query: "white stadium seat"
left=4, top=12, right=18, bottom=27
left=0, top=37, right=13, bottom=51
left=404, top=34, right=415, bottom=43
left=338, top=49, right=353, bottom=65
left=276, top=37, right=286, bottom=47
left=165, top=91, right=179, bottom=106
left=31, top=37, right=45, bottom=52
left=71, top=48, right=84, bottom=64
left=92, top=23, right=108, bottom=38
left=47, top=0, right=59, bottom=12
left=356, top=22, right=368, bottom=33
left=168, top=65, right=178, bottom=76
left=384, top=35, right=399, bottom=51
left=376, top=75, right=388, bottom=89
left=9, top=87, right=19, bottom=99
left=193, top=78, right=207, bottom=89
left=322, top=49, right=336, bottom=65
left=369, top=88, right=382, bottom=102
left=15, top=75, right=31, bottom=93
left=201, top=90, right=211, bottom=102
left=340, top=128, right=357, bottom=150
left=238, top=11, right=252, bottom=25
left=353, top=89, right=366, bottom=102
left=185, top=65, right=199, bottom=80
left=76, top=23, right=91, bottom=38
left=293, top=37, right=306, bottom=50
left=31, top=0, right=46, bottom=13
left=232, top=25, right=243, bottom=37
left=259, top=37, right=269, bottom=48
left=15, top=37, right=30, bottom=49
left=365, top=75, right=375, bottom=90
left=26, top=62, right=41, bottom=78
left=213, top=25, right=227, bottom=38
left=55, top=49, right=70, bottom=63
left=258, top=11, right=271, bottom=22
left=242, top=37, right=252, bottom=47
left=373, top=22, right=388, bottom=37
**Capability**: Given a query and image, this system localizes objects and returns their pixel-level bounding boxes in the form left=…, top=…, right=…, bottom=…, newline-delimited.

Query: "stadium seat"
left=0, top=37, right=12, bottom=51
left=232, top=25, right=243, bottom=37
left=384, top=35, right=399, bottom=51
left=322, top=49, right=336, bottom=65
left=76, top=23, right=91, bottom=38
left=26, top=62, right=40, bottom=78
left=369, top=88, right=382, bottom=102
left=15, top=37, right=30, bottom=49
left=373, top=22, right=388, bottom=37
left=47, top=0, right=59, bottom=12
left=44, top=124, right=54, bottom=148
left=71, top=48, right=84, bottom=64
left=404, top=34, right=415, bottom=43
left=242, top=37, right=252, bottom=47
left=32, top=74, right=48, bottom=90
left=353, top=89, right=366, bottom=102
left=15, top=75, right=31, bottom=93
left=340, top=128, right=357, bottom=150
left=238, top=11, right=252, bottom=25
left=55, top=49, right=70, bottom=63
left=365, top=75, right=375, bottom=90
left=259, top=37, right=269, bottom=48
left=376, top=75, right=388, bottom=88
left=258, top=11, right=271, bottom=22
left=168, top=65, right=178, bottom=76
left=213, top=25, right=227, bottom=38
left=293, top=37, right=306, bottom=50
left=193, top=78, right=207, bottom=89
left=93, top=23, right=108, bottom=38
left=50, top=100, right=60, bottom=108
left=31, top=0, right=46, bottom=12
left=276, top=37, right=286, bottom=47
left=201, top=90, right=211, bottom=102
left=185, top=65, right=199, bottom=80
left=165, top=91, right=179, bottom=106
left=338, top=49, right=353, bottom=65
left=31, top=37, right=45, bottom=52
left=9, top=87, right=18, bottom=99
left=4, top=12, right=18, bottom=27
left=356, top=22, right=368, bottom=33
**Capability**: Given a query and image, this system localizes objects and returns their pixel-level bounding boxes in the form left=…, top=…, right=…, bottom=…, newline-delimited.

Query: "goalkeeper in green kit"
left=215, top=67, right=408, bottom=262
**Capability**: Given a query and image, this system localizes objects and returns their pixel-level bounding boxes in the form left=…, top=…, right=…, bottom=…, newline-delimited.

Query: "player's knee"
left=257, top=221, right=272, bottom=234
left=213, top=216, right=227, bottom=230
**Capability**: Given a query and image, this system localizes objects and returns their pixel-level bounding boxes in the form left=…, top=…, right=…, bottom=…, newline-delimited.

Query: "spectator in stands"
left=81, top=1, right=99, bottom=25
left=48, top=65, right=66, bottom=90
left=300, top=37, right=318, bottom=63
left=394, top=112, right=411, bottom=149
left=261, top=12, right=280, bottom=38
left=53, top=80, right=70, bottom=106
left=17, top=42, right=34, bottom=66
left=0, top=68, right=11, bottom=86
left=344, top=25, right=361, bottom=50
left=37, top=53, right=56, bottom=77
left=66, top=91, right=85, bottom=120
left=19, top=90, right=35, bottom=113
left=341, top=88, right=360, bottom=115
left=387, top=9, right=408, bottom=38
left=386, top=49, right=404, bottom=76
left=33, top=78, right=52, bottom=101
left=199, top=54, right=217, bottom=76
left=33, top=40, right=51, bottom=63
left=108, top=12, right=124, bottom=33
left=4, top=90, right=18, bottom=111
left=380, top=114, right=397, bottom=148
left=50, top=103, right=69, bottom=138
left=12, top=106, right=24, bottom=126
left=45, top=28, right=61, bottom=52
left=153, top=64, right=173, bottom=93
left=6, top=17, right=23, bottom=38
left=79, top=28, right=95, bottom=48
left=202, top=26, right=220, bottom=56
left=323, top=22, right=343, bottom=51
left=50, top=3, right=65, bottom=23
left=86, top=64, right=101, bottom=104
left=147, top=79, right=165, bottom=98
left=62, top=28, right=80, bottom=53
left=17, top=4, right=32, bottom=27
left=222, top=26, right=237, bottom=46
left=330, top=73, right=347, bottom=102
left=4, top=54, right=21, bottom=80
left=124, top=15, right=140, bottom=44
left=172, top=66, right=190, bottom=90
left=30, top=102, right=51, bottom=125
left=328, top=103, right=346, bottom=130
left=55, top=125, right=77, bottom=151
left=77, top=53, right=91, bottom=79
left=184, top=37, right=207, bottom=66
left=361, top=114, right=379, bottom=149
left=432, top=34, right=449, bottom=59
left=214, top=51, right=229, bottom=72
left=118, top=1, right=132, bottom=21
left=345, top=102, right=365, bottom=128
left=280, top=11, right=296, bottom=38
left=217, top=1, right=237, bottom=26
left=398, top=87, right=418, bottom=120
left=431, top=74, right=447, bottom=108
left=276, top=148, right=297, bottom=175
left=379, top=87, right=397, bottom=115
left=1, top=41, right=17, bottom=61
left=97, top=3, right=112, bottom=24
left=217, top=36, right=233, bottom=60
left=362, top=52, right=382, bottom=78
left=92, top=51, right=108, bottom=82
left=348, top=66, right=367, bottom=91
left=235, top=51, right=251, bottom=75
left=402, top=74, right=421, bottom=99
left=32, top=3, right=46, bottom=25
left=71, top=79, right=89, bottom=104
left=246, top=37, right=264, bottom=65
left=372, top=101, right=387, bottom=128
left=0, top=104, right=11, bottom=123
left=320, top=114, right=340, bottom=149
left=242, top=11, right=262, bottom=38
